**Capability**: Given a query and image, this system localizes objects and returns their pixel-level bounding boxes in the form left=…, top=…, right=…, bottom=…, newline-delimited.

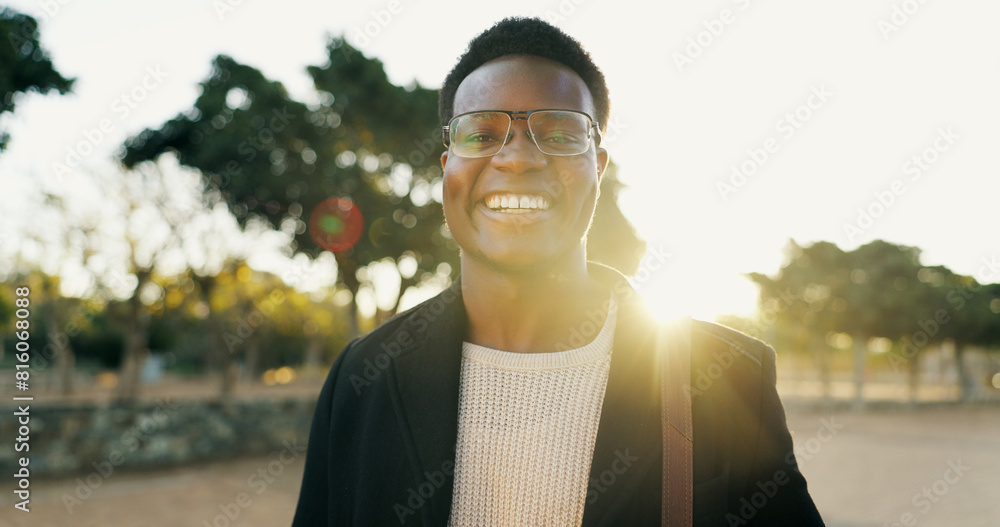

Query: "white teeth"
left=485, top=193, right=550, bottom=212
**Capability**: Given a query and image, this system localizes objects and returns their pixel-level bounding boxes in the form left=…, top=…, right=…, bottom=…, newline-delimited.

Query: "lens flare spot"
left=320, top=216, right=345, bottom=234
left=309, top=197, right=363, bottom=252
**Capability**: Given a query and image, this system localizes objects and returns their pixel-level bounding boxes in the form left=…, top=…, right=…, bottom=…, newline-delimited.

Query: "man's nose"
left=490, top=124, right=547, bottom=173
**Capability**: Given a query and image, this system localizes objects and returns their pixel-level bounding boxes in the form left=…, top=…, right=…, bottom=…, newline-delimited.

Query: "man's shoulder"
left=690, top=319, right=775, bottom=370
left=335, top=284, right=463, bottom=366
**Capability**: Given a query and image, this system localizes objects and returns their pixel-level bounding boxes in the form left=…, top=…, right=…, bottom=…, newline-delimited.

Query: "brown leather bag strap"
left=660, top=316, right=693, bottom=527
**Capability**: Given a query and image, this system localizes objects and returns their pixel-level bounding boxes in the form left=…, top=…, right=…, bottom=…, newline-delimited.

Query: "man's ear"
left=441, top=151, right=449, bottom=170
left=596, top=147, right=609, bottom=181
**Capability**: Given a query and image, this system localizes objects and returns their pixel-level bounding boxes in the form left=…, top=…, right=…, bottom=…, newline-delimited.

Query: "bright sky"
left=1, top=0, right=998, bottom=321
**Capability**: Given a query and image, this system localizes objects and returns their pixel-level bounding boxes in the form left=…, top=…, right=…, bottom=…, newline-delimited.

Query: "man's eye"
left=463, top=132, right=499, bottom=144
left=540, top=131, right=582, bottom=144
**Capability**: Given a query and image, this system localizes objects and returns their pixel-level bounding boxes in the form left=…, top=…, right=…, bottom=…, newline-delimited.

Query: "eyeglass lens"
left=449, top=111, right=592, bottom=157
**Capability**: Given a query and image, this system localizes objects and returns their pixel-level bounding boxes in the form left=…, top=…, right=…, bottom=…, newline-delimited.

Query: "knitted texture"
left=447, top=295, right=617, bottom=526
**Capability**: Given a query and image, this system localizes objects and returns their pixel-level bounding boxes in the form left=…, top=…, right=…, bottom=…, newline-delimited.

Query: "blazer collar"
left=390, top=278, right=466, bottom=524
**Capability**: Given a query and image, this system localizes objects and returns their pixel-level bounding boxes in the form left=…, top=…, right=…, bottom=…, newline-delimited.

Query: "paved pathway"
left=787, top=405, right=1000, bottom=527
left=3, top=406, right=998, bottom=526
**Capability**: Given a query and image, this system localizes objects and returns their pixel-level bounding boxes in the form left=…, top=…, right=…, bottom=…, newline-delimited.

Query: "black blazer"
left=292, top=264, right=825, bottom=526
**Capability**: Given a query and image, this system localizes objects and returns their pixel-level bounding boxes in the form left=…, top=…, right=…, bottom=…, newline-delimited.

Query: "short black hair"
left=439, top=17, right=610, bottom=135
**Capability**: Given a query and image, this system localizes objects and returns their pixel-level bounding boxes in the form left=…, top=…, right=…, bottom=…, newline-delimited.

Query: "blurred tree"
left=0, top=7, right=73, bottom=150
left=843, top=240, right=926, bottom=406
left=748, top=240, right=849, bottom=402
left=68, top=161, right=206, bottom=403
left=587, top=161, right=646, bottom=275
left=974, top=283, right=1000, bottom=346
left=751, top=239, right=1000, bottom=406
left=0, top=284, right=15, bottom=362
left=30, top=272, right=81, bottom=395
left=940, top=277, right=1000, bottom=401
left=120, top=48, right=448, bottom=337
left=887, top=263, right=957, bottom=401
left=750, top=240, right=931, bottom=407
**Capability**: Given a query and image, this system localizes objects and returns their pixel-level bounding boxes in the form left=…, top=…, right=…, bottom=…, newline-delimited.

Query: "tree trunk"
left=243, top=338, right=260, bottom=384
left=852, top=335, right=867, bottom=410
left=335, top=252, right=362, bottom=338
left=817, top=345, right=831, bottom=404
left=45, top=307, right=76, bottom=396
left=301, top=332, right=325, bottom=379
left=390, top=275, right=416, bottom=316
left=196, top=275, right=238, bottom=400
left=115, top=291, right=149, bottom=403
left=907, top=347, right=921, bottom=404
left=955, top=345, right=975, bottom=402
left=55, top=334, right=76, bottom=397
left=208, top=314, right=236, bottom=398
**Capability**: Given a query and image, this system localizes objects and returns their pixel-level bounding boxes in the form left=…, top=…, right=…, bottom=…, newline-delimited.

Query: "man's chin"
left=463, top=245, right=581, bottom=278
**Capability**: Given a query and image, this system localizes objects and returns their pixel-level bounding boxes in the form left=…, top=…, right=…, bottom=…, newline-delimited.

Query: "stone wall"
left=0, top=397, right=317, bottom=478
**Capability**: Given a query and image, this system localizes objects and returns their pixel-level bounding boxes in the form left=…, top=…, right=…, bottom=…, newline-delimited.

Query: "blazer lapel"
left=582, top=265, right=663, bottom=526
left=389, top=279, right=467, bottom=526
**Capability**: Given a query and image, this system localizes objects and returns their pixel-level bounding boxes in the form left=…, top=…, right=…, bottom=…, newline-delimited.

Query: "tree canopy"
left=0, top=7, right=73, bottom=150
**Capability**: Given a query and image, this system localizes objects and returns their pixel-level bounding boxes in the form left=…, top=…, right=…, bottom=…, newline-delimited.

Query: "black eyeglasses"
left=443, top=109, right=602, bottom=158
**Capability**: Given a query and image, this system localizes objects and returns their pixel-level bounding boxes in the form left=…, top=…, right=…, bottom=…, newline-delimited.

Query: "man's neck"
left=460, top=253, right=611, bottom=354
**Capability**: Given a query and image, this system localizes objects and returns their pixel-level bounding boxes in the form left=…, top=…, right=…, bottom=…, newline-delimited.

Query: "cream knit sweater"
left=446, top=295, right=617, bottom=526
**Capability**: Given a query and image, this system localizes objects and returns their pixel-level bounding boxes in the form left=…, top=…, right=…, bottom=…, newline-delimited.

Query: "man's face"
left=441, top=55, right=609, bottom=274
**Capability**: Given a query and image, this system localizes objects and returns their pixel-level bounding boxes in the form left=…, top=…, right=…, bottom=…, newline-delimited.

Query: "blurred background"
left=1, top=1, right=998, bottom=526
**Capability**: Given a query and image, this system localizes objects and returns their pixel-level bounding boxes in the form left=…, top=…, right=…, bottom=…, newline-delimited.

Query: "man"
left=292, top=17, right=825, bottom=526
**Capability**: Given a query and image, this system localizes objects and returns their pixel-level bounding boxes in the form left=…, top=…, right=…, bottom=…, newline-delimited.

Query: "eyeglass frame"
left=442, top=108, right=604, bottom=158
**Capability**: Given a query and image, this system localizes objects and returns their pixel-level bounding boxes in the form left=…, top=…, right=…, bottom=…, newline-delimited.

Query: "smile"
left=483, top=193, right=551, bottom=214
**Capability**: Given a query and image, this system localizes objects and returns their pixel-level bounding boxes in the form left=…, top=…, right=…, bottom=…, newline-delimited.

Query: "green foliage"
left=68, top=308, right=124, bottom=368
left=0, top=286, right=13, bottom=332
left=587, top=162, right=646, bottom=275
left=0, top=7, right=73, bottom=150
left=750, top=239, right=1000, bottom=351
left=122, top=44, right=456, bottom=312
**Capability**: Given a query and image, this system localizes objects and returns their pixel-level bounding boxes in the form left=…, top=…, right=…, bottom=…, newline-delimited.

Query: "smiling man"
left=292, top=17, right=825, bottom=527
